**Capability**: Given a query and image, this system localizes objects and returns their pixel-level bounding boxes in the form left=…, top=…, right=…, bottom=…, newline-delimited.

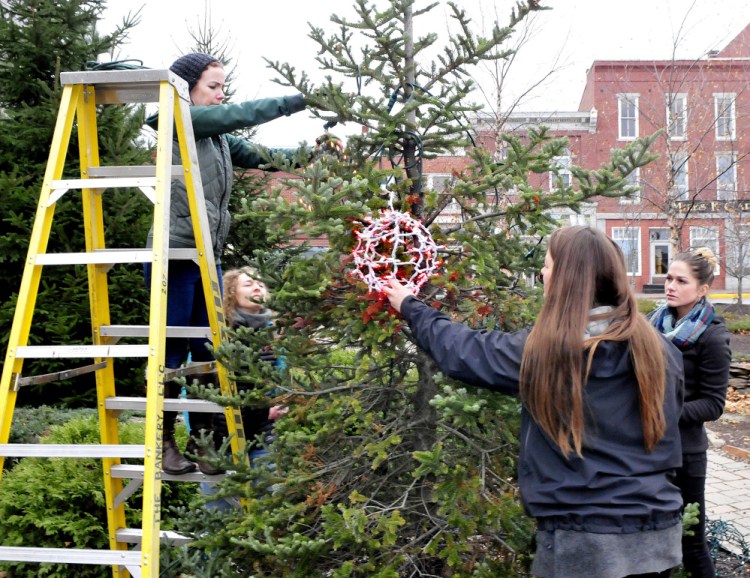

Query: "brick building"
left=427, top=22, right=750, bottom=292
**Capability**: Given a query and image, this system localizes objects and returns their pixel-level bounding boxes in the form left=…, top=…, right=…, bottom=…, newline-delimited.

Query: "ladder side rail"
left=138, top=79, right=178, bottom=578
left=173, top=92, right=248, bottom=461
left=76, top=84, right=131, bottom=575
left=0, top=84, right=81, bottom=472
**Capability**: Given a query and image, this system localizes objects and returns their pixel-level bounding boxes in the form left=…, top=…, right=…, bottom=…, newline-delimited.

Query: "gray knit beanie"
left=169, top=52, right=220, bottom=92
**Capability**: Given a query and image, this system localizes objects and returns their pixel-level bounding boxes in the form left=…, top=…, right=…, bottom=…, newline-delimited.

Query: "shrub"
left=726, top=317, right=750, bottom=333
left=0, top=414, right=199, bottom=578
left=638, top=298, right=659, bottom=315
left=8, top=406, right=96, bottom=445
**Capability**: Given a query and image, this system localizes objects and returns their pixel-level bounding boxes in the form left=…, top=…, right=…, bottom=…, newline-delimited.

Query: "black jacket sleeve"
left=401, top=297, right=527, bottom=395
left=681, top=320, right=730, bottom=426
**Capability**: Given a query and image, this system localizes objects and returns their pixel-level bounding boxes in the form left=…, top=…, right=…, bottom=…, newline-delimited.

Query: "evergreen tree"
left=0, top=0, right=152, bottom=405
left=172, top=1, right=660, bottom=576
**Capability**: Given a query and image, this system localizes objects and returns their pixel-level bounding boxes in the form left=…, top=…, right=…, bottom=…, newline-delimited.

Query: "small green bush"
left=726, top=318, right=750, bottom=333
left=0, top=414, right=199, bottom=578
left=9, top=405, right=96, bottom=444
left=638, top=298, right=659, bottom=315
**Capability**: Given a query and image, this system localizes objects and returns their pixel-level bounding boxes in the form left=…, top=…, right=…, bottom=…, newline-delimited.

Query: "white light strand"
left=352, top=210, right=442, bottom=294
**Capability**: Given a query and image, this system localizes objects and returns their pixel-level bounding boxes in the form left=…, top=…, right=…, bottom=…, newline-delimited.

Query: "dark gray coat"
left=145, top=94, right=306, bottom=260
left=401, top=296, right=685, bottom=533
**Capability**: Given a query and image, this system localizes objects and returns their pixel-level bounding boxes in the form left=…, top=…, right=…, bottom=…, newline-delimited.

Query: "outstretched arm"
left=383, top=279, right=526, bottom=395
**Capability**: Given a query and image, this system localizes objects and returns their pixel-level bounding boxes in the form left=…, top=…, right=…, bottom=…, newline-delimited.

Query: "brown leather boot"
left=162, top=436, right=197, bottom=475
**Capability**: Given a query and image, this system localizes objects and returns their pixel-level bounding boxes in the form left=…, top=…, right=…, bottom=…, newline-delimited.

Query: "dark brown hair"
left=519, top=226, right=667, bottom=457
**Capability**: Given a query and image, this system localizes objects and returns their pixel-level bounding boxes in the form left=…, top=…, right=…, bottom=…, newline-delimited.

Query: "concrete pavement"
left=705, top=448, right=750, bottom=538
left=705, top=447, right=750, bottom=569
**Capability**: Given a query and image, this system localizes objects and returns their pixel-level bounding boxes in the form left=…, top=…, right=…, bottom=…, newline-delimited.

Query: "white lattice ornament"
left=352, top=210, right=442, bottom=294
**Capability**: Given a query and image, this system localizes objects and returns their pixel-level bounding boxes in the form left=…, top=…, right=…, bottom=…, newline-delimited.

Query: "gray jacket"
left=145, top=94, right=306, bottom=261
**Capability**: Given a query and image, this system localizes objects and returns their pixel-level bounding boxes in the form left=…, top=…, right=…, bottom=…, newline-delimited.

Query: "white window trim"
left=714, top=93, right=736, bottom=141
left=726, top=223, right=750, bottom=275
left=716, top=152, right=737, bottom=201
left=689, top=226, right=720, bottom=274
left=666, top=93, right=687, bottom=141
left=618, top=93, right=639, bottom=141
left=549, top=151, right=572, bottom=191
left=620, top=167, right=641, bottom=205
left=428, top=173, right=451, bottom=193
left=671, top=152, right=689, bottom=201
left=612, top=226, right=641, bottom=276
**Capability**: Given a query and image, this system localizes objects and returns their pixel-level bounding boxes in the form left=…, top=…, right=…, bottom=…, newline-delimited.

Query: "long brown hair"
left=519, top=226, right=667, bottom=457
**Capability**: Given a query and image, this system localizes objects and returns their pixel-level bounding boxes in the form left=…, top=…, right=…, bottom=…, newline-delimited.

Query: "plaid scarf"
left=648, top=297, right=715, bottom=349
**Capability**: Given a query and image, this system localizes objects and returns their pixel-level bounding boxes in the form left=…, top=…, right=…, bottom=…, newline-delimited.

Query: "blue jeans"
left=144, top=259, right=223, bottom=433
left=201, top=448, right=269, bottom=511
left=143, top=259, right=223, bottom=369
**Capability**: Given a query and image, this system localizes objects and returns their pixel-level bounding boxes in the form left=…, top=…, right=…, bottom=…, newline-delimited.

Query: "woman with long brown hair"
left=383, top=225, right=685, bottom=578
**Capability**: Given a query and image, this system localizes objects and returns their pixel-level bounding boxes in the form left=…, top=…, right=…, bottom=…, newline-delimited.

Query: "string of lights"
left=352, top=209, right=442, bottom=295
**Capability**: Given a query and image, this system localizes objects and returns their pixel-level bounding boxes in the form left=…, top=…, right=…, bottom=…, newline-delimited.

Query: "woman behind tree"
left=382, top=225, right=685, bottom=578
left=650, top=248, right=731, bottom=578
left=214, top=267, right=287, bottom=463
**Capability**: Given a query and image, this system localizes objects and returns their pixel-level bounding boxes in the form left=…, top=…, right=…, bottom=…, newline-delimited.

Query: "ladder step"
left=111, top=463, right=230, bottom=482
left=0, top=546, right=141, bottom=566
left=101, top=325, right=213, bottom=339
left=116, top=528, right=191, bottom=546
left=51, top=176, right=156, bottom=191
left=60, top=68, right=182, bottom=104
left=15, top=344, right=149, bottom=359
left=0, top=444, right=145, bottom=458
left=35, top=247, right=198, bottom=265
left=88, top=165, right=184, bottom=179
left=106, top=396, right=224, bottom=413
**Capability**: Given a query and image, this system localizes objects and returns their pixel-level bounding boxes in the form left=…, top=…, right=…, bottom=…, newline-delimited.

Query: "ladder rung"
left=0, top=444, right=146, bottom=458
left=52, top=177, right=156, bottom=191
left=88, top=165, right=184, bottom=179
left=0, top=546, right=141, bottom=566
left=165, top=362, right=217, bottom=380
left=111, top=464, right=229, bottom=482
left=116, top=528, right=191, bottom=546
left=35, top=247, right=198, bottom=266
left=106, top=396, right=224, bottom=413
left=101, top=325, right=213, bottom=339
left=60, top=68, right=185, bottom=104
left=15, top=345, right=149, bottom=359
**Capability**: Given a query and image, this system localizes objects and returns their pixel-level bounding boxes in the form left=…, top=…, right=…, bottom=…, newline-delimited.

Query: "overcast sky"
left=99, top=0, right=750, bottom=147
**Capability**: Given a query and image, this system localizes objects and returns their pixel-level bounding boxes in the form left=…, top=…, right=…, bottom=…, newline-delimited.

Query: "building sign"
left=675, top=200, right=750, bottom=213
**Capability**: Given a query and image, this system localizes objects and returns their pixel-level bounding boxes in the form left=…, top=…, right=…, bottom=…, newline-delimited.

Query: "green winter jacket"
left=144, top=94, right=306, bottom=261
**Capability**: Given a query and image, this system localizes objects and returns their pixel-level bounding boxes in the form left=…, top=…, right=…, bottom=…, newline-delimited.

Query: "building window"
left=715, top=93, right=736, bottom=140
left=618, top=94, right=639, bottom=140
left=428, top=174, right=451, bottom=193
left=670, top=153, right=689, bottom=200
left=726, top=223, right=750, bottom=279
left=666, top=93, right=687, bottom=140
left=690, top=226, right=720, bottom=273
left=620, top=168, right=641, bottom=204
left=428, top=174, right=461, bottom=225
left=549, top=148, right=572, bottom=190
left=612, top=227, right=641, bottom=275
left=716, top=152, right=737, bottom=201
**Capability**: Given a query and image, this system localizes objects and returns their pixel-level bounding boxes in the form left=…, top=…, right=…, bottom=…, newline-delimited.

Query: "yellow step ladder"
left=0, top=68, right=246, bottom=578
